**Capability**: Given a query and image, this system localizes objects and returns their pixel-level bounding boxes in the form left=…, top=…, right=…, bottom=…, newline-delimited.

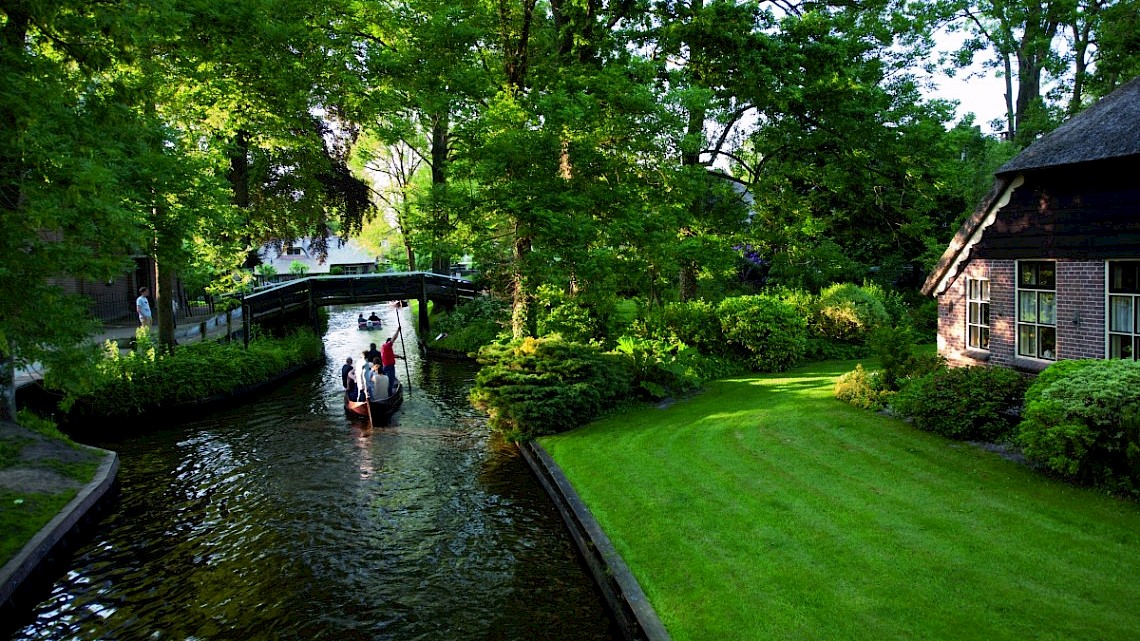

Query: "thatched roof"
left=998, top=74, right=1140, bottom=174
left=921, top=75, right=1140, bottom=296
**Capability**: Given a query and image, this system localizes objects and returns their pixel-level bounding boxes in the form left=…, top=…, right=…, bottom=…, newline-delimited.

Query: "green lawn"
left=541, top=360, right=1140, bottom=641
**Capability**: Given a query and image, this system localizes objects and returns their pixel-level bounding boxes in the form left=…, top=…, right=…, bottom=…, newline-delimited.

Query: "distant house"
left=922, top=75, right=1140, bottom=373
left=258, top=238, right=377, bottom=280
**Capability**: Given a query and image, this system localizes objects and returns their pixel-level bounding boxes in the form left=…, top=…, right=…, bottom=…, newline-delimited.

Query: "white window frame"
left=966, top=277, right=990, bottom=351
left=1016, top=260, right=1057, bottom=361
left=1107, top=261, right=1140, bottom=361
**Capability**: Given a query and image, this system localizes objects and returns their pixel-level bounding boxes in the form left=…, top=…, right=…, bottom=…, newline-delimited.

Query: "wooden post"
left=418, top=273, right=430, bottom=335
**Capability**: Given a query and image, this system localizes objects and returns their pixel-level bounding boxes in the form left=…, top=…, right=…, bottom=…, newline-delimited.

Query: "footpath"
left=13, top=308, right=243, bottom=389
left=1, top=309, right=242, bottom=631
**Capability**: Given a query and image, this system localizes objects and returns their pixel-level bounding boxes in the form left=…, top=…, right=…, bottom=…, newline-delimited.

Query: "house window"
left=1108, top=261, right=1140, bottom=360
left=1017, top=261, right=1056, bottom=360
left=286, top=246, right=303, bottom=256
left=967, top=278, right=990, bottom=350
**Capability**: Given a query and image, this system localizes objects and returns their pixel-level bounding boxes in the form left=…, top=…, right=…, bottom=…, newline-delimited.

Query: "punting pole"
left=395, top=302, right=413, bottom=393
left=362, top=366, right=374, bottom=432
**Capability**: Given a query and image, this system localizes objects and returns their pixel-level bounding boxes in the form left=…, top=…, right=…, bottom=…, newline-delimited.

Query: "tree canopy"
left=2, top=0, right=1138, bottom=416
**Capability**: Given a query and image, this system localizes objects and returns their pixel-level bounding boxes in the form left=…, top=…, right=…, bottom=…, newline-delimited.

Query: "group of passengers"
left=341, top=327, right=404, bottom=402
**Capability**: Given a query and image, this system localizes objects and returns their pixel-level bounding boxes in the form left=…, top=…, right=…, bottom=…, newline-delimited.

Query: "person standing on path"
left=380, top=328, right=403, bottom=395
left=136, top=287, right=153, bottom=327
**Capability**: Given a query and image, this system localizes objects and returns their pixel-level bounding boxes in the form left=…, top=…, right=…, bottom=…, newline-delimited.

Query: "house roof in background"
left=922, top=75, right=1140, bottom=296
left=259, top=238, right=375, bottom=274
left=998, top=74, right=1140, bottom=175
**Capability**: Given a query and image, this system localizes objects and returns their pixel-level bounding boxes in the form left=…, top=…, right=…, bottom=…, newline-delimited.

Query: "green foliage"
left=613, top=335, right=743, bottom=401
left=62, top=329, right=323, bottom=420
left=1018, top=359, right=1140, bottom=494
left=717, top=295, right=807, bottom=372
left=866, top=325, right=945, bottom=391
left=288, top=260, right=310, bottom=276
left=432, top=297, right=511, bottom=353
left=470, top=336, right=634, bottom=440
left=634, top=299, right=725, bottom=356
left=834, top=364, right=892, bottom=411
left=15, top=410, right=71, bottom=444
left=892, top=366, right=1028, bottom=442
left=535, top=285, right=600, bottom=344
left=813, top=283, right=892, bottom=343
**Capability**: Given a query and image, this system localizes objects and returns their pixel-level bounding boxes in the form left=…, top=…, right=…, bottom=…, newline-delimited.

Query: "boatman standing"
left=380, top=328, right=403, bottom=396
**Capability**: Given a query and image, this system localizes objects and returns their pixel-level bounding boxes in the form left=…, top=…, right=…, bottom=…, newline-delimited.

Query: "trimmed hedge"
left=1018, top=359, right=1140, bottom=494
left=470, top=335, right=634, bottom=440
left=717, top=295, right=807, bottom=372
left=891, top=365, right=1027, bottom=442
left=814, top=283, right=892, bottom=343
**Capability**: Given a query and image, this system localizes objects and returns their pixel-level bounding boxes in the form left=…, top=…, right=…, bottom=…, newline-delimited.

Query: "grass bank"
left=540, top=360, right=1140, bottom=641
left=0, top=421, right=102, bottom=565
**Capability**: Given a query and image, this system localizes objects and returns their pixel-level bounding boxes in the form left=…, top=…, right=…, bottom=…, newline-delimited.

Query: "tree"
left=0, top=0, right=174, bottom=419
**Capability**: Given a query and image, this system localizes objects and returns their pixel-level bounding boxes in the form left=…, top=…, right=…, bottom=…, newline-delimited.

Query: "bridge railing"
left=241, top=272, right=479, bottom=324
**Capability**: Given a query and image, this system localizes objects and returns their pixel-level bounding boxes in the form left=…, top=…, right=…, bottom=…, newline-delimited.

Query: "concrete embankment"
left=519, top=442, right=672, bottom=641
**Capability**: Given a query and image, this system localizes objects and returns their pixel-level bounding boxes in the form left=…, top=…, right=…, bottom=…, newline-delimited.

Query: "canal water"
left=11, top=306, right=617, bottom=641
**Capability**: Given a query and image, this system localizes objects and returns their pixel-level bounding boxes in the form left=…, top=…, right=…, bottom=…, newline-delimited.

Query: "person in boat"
left=380, top=328, right=403, bottom=396
left=357, top=313, right=366, bottom=325
left=364, top=361, right=383, bottom=400
left=368, top=311, right=381, bottom=323
left=364, top=343, right=381, bottom=362
left=343, top=357, right=359, bottom=400
left=341, top=356, right=355, bottom=387
left=372, top=364, right=390, bottom=401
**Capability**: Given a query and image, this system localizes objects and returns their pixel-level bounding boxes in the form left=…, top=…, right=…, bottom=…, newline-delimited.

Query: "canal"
left=11, top=306, right=618, bottom=640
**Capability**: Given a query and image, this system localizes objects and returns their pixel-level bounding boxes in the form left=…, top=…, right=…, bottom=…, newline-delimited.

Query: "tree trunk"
left=511, top=232, right=535, bottom=338
left=404, top=242, right=416, bottom=273
left=1, top=352, right=15, bottom=423
left=155, top=253, right=177, bottom=352
left=229, top=130, right=260, bottom=268
left=430, top=112, right=450, bottom=275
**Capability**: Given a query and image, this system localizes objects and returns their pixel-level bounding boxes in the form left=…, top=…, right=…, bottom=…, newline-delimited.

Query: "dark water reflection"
left=12, top=306, right=617, bottom=641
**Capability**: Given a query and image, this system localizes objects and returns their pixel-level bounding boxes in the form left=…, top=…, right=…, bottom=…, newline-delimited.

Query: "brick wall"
left=1056, top=261, right=1106, bottom=360
left=937, top=258, right=1107, bottom=371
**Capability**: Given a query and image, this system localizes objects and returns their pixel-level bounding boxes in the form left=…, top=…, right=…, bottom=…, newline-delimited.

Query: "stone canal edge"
left=0, top=446, right=119, bottom=621
left=519, top=442, right=672, bottom=641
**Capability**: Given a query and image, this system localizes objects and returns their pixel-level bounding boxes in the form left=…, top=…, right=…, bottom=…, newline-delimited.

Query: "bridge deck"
left=240, top=272, right=478, bottom=332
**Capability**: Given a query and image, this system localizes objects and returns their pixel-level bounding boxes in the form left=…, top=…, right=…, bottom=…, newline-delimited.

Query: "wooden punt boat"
left=345, top=382, right=404, bottom=421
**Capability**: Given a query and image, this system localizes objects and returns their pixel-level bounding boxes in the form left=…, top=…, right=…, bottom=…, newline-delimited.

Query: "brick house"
left=922, top=75, right=1140, bottom=373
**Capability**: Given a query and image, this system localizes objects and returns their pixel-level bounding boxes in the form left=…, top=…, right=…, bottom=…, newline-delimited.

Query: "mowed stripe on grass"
left=541, top=360, right=1140, bottom=641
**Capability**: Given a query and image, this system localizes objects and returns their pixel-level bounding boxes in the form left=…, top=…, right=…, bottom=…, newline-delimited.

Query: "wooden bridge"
left=240, top=272, right=479, bottom=339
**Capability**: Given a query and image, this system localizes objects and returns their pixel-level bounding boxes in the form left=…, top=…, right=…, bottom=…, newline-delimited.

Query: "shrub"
left=635, top=299, right=725, bottom=355
left=814, top=283, right=892, bottom=344
left=861, top=280, right=909, bottom=328
left=866, top=325, right=948, bottom=391
left=470, top=335, right=634, bottom=440
left=834, top=364, right=892, bottom=410
left=1017, top=359, right=1140, bottom=493
left=614, top=336, right=700, bottom=400
left=536, top=285, right=599, bottom=343
left=717, top=295, right=807, bottom=372
left=891, top=365, right=1027, bottom=442
left=64, top=328, right=324, bottom=419
left=613, top=335, right=744, bottom=400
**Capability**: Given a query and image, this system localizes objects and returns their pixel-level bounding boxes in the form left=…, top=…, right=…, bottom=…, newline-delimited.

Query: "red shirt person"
left=379, top=327, right=402, bottom=395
